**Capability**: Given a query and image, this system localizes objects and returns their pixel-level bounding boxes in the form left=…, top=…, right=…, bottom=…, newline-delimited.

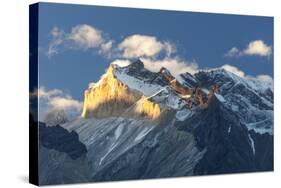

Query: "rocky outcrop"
left=38, top=122, right=90, bottom=185
left=176, top=97, right=273, bottom=174
left=39, top=123, right=87, bottom=160
left=81, top=65, right=142, bottom=118
left=134, top=96, right=161, bottom=120
left=81, top=64, right=162, bottom=120
left=44, top=109, right=68, bottom=126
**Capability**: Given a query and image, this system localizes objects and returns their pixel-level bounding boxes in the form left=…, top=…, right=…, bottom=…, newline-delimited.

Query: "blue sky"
left=37, top=2, right=273, bottom=104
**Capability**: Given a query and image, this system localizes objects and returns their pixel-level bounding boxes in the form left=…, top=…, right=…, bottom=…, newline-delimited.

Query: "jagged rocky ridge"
left=38, top=59, right=273, bottom=185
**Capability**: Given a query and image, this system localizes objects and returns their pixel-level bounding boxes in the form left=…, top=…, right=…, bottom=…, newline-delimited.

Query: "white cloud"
left=225, top=40, right=272, bottom=57
left=243, top=40, right=272, bottom=57
left=31, top=87, right=64, bottom=100
left=51, top=26, right=64, bottom=38
left=163, top=41, right=176, bottom=56
left=225, top=47, right=240, bottom=57
left=47, top=24, right=113, bottom=58
left=88, top=82, right=97, bottom=88
left=221, top=64, right=273, bottom=89
left=140, top=57, right=198, bottom=76
left=99, top=40, right=114, bottom=57
left=48, top=96, right=82, bottom=110
left=100, top=40, right=113, bottom=52
left=68, top=24, right=104, bottom=48
left=47, top=27, right=65, bottom=58
left=118, top=35, right=175, bottom=58
left=32, top=87, right=82, bottom=122
left=111, top=59, right=131, bottom=67
left=46, top=27, right=176, bottom=60
left=256, top=74, right=273, bottom=82
left=221, top=64, right=245, bottom=78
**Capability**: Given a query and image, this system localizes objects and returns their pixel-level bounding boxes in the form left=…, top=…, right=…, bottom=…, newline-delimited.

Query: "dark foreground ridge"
left=39, top=123, right=87, bottom=160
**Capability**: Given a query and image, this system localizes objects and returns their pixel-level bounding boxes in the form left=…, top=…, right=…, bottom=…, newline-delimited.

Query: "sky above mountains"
left=35, top=2, right=273, bottom=120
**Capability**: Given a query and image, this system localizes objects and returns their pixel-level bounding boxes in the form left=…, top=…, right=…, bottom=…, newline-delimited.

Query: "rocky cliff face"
left=195, top=68, right=273, bottom=134
left=35, top=120, right=91, bottom=185
left=81, top=64, right=163, bottom=120
left=81, top=65, right=142, bottom=118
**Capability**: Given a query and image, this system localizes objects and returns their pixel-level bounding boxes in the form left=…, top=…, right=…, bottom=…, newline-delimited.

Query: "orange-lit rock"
left=134, top=96, right=161, bottom=120
left=81, top=65, right=161, bottom=120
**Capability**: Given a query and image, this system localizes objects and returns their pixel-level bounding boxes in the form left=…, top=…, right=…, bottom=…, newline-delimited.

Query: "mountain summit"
left=81, top=59, right=221, bottom=120
left=81, top=63, right=161, bottom=120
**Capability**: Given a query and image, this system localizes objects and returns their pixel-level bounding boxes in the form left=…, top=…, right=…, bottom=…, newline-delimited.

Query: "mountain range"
left=37, top=59, right=273, bottom=185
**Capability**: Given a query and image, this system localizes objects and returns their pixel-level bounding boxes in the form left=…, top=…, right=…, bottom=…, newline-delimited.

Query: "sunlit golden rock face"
left=81, top=65, right=162, bottom=120
left=81, top=65, right=142, bottom=118
left=134, top=96, right=161, bottom=120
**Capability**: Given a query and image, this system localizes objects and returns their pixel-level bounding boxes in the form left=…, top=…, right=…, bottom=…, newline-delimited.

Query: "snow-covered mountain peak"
left=80, top=59, right=273, bottom=135
left=127, top=58, right=145, bottom=69
left=195, top=67, right=273, bottom=134
left=82, top=59, right=225, bottom=124
left=196, top=67, right=273, bottom=93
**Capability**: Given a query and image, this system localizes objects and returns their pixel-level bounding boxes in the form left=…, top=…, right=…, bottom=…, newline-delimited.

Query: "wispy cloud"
left=47, top=27, right=65, bottom=58
left=111, top=59, right=132, bottom=67
left=46, top=24, right=113, bottom=58
left=140, top=57, right=198, bottom=76
left=46, top=26, right=177, bottom=60
left=224, top=47, right=240, bottom=58
left=48, top=96, right=82, bottom=111
left=225, top=40, right=272, bottom=57
left=221, top=64, right=273, bottom=90
left=31, top=87, right=82, bottom=123
left=46, top=25, right=197, bottom=76
left=221, top=64, right=246, bottom=77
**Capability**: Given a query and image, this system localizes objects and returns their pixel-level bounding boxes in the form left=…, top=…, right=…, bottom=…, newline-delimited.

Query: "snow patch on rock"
left=215, top=93, right=226, bottom=103
left=176, top=109, right=193, bottom=121
left=114, top=68, right=162, bottom=96
left=248, top=133, right=255, bottom=155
